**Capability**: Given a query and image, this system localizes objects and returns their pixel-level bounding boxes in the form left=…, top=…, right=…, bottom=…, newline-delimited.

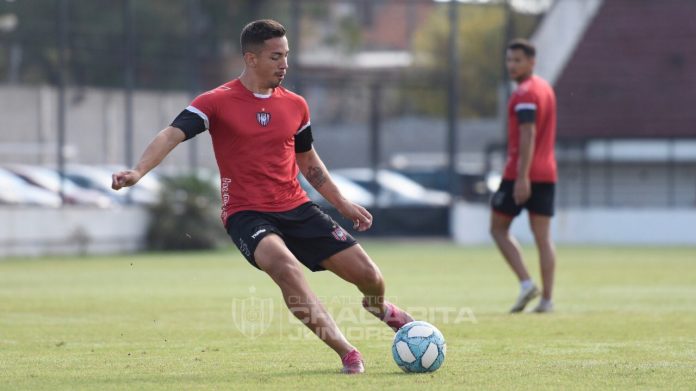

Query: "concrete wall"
left=0, top=85, right=215, bottom=170
left=2, top=203, right=694, bottom=259
left=0, top=206, right=149, bottom=258
left=452, top=202, right=696, bottom=246
left=0, top=85, right=502, bottom=171
left=532, top=0, right=604, bottom=85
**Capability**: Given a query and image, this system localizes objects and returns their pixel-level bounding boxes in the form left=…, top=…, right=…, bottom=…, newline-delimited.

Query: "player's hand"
left=337, top=201, right=373, bottom=232
left=513, top=178, right=531, bottom=205
left=111, top=170, right=142, bottom=190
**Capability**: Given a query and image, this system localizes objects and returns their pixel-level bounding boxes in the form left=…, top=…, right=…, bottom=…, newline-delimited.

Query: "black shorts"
left=491, top=179, right=555, bottom=217
left=225, top=202, right=357, bottom=272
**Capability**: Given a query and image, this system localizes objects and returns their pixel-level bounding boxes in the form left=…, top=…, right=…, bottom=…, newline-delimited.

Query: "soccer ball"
left=392, top=321, right=446, bottom=373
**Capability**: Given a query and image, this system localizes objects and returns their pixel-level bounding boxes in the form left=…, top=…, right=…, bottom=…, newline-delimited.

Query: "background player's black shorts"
left=225, top=202, right=357, bottom=272
left=490, top=179, right=555, bottom=217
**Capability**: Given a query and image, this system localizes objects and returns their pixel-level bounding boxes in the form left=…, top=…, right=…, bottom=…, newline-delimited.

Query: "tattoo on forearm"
left=306, top=166, right=327, bottom=189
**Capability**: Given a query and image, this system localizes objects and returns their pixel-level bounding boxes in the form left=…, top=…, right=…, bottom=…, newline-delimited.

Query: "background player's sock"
left=520, top=279, right=535, bottom=293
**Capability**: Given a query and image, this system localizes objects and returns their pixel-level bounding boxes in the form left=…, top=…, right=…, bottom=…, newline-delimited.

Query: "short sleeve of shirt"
left=170, top=91, right=216, bottom=140
left=514, top=90, right=538, bottom=125
left=294, top=97, right=313, bottom=153
left=296, top=96, right=311, bottom=135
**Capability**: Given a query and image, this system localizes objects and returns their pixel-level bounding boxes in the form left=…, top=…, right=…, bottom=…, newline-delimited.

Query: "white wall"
left=0, top=85, right=216, bottom=170
left=3, top=204, right=694, bottom=258
left=0, top=206, right=149, bottom=257
left=452, top=202, right=696, bottom=246
left=532, top=0, right=604, bottom=85
left=0, top=85, right=502, bottom=171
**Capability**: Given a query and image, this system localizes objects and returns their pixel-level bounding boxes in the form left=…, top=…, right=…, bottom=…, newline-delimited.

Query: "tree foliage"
left=0, top=0, right=295, bottom=90
left=407, top=5, right=540, bottom=118
left=0, top=1, right=541, bottom=119
left=146, top=174, right=226, bottom=251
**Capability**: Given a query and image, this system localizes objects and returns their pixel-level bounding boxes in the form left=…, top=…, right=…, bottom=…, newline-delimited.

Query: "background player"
left=489, top=39, right=557, bottom=313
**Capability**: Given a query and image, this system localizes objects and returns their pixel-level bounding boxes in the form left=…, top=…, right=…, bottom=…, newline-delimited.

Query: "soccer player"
left=490, top=39, right=557, bottom=313
left=111, top=19, right=413, bottom=374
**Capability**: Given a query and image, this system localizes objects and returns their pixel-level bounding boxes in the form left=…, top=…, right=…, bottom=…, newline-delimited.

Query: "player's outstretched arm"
left=296, top=148, right=373, bottom=231
left=111, top=126, right=186, bottom=190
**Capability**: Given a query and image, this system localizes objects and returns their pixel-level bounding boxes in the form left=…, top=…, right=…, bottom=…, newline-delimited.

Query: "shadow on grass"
left=261, top=368, right=414, bottom=377
left=262, top=368, right=343, bottom=377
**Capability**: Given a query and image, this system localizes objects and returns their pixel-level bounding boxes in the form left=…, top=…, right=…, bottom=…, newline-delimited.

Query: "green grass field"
left=1, top=242, right=695, bottom=390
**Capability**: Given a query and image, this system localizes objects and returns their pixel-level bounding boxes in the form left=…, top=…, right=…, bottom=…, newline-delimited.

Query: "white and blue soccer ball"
left=392, top=321, right=446, bottom=373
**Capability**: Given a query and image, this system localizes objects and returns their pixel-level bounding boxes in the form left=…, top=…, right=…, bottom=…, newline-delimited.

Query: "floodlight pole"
left=369, top=81, right=382, bottom=199
left=187, top=0, right=201, bottom=172
left=289, top=0, right=302, bottom=94
left=56, top=0, right=68, bottom=206
left=123, top=0, right=134, bottom=175
left=446, top=0, right=460, bottom=200
left=501, top=0, right=514, bottom=141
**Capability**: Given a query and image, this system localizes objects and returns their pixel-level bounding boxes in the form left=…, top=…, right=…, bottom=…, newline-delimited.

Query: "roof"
left=554, top=0, right=696, bottom=139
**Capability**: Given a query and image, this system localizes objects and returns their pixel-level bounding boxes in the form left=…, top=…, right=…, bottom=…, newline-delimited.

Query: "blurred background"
left=1, top=0, right=695, bottom=256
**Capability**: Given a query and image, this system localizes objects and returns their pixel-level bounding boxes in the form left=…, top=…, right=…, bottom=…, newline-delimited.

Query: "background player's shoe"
left=341, top=349, right=364, bottom=374
left=532, top=299, right=554, bottom=313
left=509, top=284, right=540, bottom=313
left=362, top=298, right=414, bottom=331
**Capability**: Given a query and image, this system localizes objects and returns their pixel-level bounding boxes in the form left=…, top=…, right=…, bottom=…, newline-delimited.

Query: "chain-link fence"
left=1, top=0, right=694, bottom=208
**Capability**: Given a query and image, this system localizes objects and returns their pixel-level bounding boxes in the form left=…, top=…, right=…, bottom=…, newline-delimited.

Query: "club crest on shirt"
left=256, top=112, right=271, bottom=127
left=331, top=226, right=347, bottom=242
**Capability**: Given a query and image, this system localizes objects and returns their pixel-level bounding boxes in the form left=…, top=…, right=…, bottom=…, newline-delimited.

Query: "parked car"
left=65, top=164, right=161, bottom=205
left=0, top=167, right=62, bottom=207
left=396, top=167, right=492, bottom=203
left=333, top=168, right=451, bottom=207
left=298, top=172, right=375, bottom=208
left=109, top=165, right=163, bottom=204
left=4, top=164, right=113, bottom=208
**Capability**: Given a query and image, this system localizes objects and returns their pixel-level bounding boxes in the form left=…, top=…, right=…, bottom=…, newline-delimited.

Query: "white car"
left=4, top=164, right=114, bottom=208
left=65, top=164, right=161, bottom=205
left=0, top=167, right=61, bottom=207
left=298, top=172, right=375, bottom=208
left=333, top=168, right=451, bottom=207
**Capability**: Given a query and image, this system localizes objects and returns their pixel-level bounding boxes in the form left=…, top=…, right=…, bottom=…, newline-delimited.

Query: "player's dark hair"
left=507, top=38, right=536, bottom=58
left=240, top=19, right=286, bottom=54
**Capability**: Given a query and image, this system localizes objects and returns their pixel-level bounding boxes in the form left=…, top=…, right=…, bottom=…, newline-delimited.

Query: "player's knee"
left=490, top=225, right=507, bottom=239
left=360, top=265, right=384, bottom=290
left=530, top=226, right=550, bottom=243
left=265, top=260, right=303, bottom=285
left=533, top=233, right=553, bottom=248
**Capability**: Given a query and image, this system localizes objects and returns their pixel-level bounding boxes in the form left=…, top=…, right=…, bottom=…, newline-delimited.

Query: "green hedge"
left=146, top=174, right=226, bottom=250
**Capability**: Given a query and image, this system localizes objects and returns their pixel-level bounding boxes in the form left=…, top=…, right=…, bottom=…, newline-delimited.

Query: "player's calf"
left=362, top=298, right=414, bottom=332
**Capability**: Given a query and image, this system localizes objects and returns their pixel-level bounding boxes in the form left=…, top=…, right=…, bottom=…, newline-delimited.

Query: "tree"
left=0, top=0, right=292, bottom=91
left=406, top=4, right=540, bottom=118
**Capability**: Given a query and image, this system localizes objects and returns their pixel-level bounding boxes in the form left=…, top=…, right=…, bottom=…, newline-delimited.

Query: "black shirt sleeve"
left=516, top=108, right=536, bottom=124
left=295, top=126, right=313, bottom=153
left=171, top=109, right=207, bottom=141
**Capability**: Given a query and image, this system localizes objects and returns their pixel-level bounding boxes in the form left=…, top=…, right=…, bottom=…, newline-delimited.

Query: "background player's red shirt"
left=503, top=75, right=557, bottom=182
left=189, top=79, right=310, bottom=225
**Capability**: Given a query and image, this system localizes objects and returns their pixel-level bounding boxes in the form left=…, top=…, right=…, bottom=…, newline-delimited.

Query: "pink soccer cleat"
left=362, top=298, right=415, bottom=332
left=341, top=349, right=365, bottom=374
